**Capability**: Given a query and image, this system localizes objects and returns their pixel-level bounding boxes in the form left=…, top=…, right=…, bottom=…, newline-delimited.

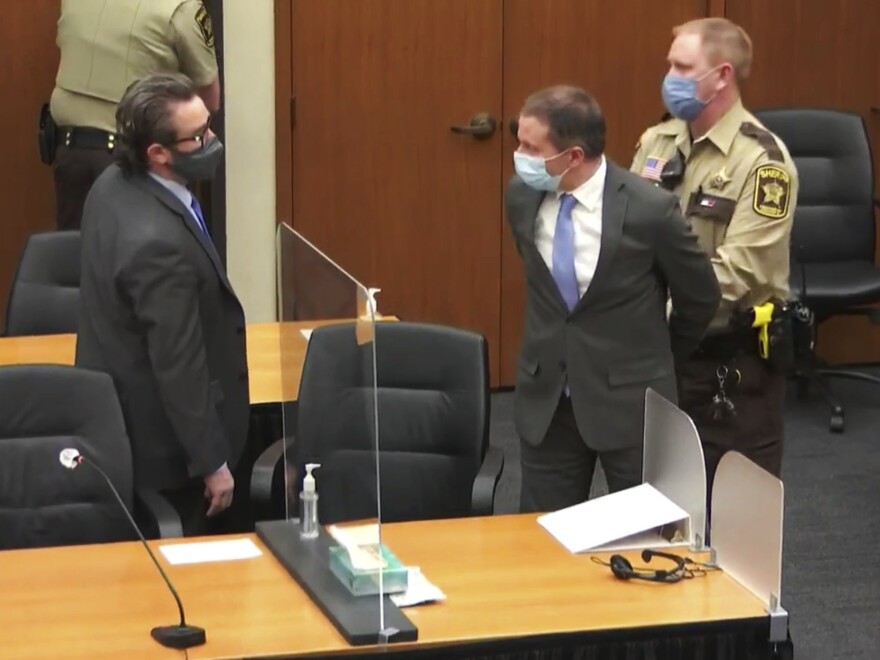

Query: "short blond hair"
left=674, top=18, right=753, bottom=85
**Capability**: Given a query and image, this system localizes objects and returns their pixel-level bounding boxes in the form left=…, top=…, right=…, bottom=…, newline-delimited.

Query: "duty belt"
left=60, top=126, right=116, bottom=151
left=692, top=330, right=755, bottom=360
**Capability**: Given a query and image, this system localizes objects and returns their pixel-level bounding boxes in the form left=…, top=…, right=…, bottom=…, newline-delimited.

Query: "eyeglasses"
left=170, top=119, right=212, bottom=148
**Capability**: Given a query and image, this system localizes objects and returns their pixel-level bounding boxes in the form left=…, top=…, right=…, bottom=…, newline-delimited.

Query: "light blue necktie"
left=189, top=196, right=209, bottom=236
left=552, top=193, right=579, bottom=311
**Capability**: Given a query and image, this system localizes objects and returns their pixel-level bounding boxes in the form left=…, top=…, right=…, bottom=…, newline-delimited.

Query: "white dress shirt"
left=147, top=171, right=205, bottom=231
left=535, top=156, right=606, bottom=298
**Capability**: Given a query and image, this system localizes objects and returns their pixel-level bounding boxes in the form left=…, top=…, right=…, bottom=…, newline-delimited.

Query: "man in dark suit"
left=507, top=85, right=720, bottom=513
left=76, top=73, right=249, bottom=535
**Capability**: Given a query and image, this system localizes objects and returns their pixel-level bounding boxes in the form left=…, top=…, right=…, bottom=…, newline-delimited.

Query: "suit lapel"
left=133, top=175, right=235, bottom=295
left=512, top=181, right=570, bottom=312
left=573, top=162, right=626, bottom=312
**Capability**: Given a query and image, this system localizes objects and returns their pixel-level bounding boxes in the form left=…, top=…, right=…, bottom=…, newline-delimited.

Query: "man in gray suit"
left=76, top=73, right=249, bottom=535
left=507, top=85, right=720, bottom=512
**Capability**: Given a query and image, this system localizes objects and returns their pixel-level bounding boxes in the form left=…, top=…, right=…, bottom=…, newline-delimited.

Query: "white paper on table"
left=537, top=483, right=688, bottom=554
left=159, top=538, right=262, bottom=565
left=300, top=328, right=313, bottom=341
left=327, top=524, right=385, bottom=570
left=390, top=567, right=446, bottom=608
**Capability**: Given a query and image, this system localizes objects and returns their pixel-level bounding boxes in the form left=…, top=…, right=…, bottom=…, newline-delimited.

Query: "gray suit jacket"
left=506, top=162, right=720, bottom=451
left=75, top=165, right=250, bottom=491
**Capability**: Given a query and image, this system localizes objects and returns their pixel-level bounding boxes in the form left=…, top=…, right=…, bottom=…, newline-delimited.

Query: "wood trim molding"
left=274, top=0, right=292, bottom=226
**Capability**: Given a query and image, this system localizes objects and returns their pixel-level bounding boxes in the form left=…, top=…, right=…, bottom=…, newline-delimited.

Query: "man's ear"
left=146, top=142, right=171, bottom=166
left=718, top=62, right=736, bottom=86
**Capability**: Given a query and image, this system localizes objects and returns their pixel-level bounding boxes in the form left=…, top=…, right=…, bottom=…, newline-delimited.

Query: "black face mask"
left=169, top=136, right=224, bottom=181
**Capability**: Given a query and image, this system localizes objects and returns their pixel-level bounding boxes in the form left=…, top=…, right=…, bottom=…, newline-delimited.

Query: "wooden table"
left=0, top=514, right=769, bottom=659
left=0, top=319, right=387, bottom=405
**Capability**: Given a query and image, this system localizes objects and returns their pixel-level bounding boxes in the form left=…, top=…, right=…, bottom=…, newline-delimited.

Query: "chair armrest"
left=250, top=437, right=292, bottom=518
left=136, top=489, right=183, bottom=539
left=471, top=446, right=504, bottom=516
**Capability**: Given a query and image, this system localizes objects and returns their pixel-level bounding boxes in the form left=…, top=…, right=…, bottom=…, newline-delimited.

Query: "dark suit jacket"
left=75, top=165, right=250, bottom=491
left=506, top=161, right=720, bottom=452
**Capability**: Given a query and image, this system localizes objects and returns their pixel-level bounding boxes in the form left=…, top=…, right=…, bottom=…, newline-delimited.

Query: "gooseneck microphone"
left=59, top=448, right=206, bottom=649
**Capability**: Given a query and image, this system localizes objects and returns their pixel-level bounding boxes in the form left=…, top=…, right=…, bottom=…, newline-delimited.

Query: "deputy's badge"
left=753, top=165, right=791, bottom=218
left=710, top=167, right=732, bottom=190
left=195, top=3, right=215, bottom=48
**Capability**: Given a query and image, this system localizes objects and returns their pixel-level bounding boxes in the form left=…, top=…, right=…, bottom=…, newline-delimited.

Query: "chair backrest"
left=5, top=230, right=81, bottom=336
left=295, top=321, right=490, bottom=524
left=0, top=365, right=135, bottom=550
left=753, top=108, right=876, bottom=265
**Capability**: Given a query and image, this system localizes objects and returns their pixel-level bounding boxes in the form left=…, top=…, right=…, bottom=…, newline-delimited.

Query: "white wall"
left=223, top=0, right=276, bottom=322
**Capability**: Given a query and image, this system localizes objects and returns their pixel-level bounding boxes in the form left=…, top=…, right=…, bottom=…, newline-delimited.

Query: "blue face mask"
left=513, top=150, right=571, bottom=191
left=661, top=68, right=720, bottom=121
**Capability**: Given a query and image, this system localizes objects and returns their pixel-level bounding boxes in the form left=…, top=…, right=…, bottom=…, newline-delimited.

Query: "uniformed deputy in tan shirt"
left=631, top=17, right=798, bottom=497
left=632, top=102, right=797, bottom=332
left=49, top=0, right=219, bottom=230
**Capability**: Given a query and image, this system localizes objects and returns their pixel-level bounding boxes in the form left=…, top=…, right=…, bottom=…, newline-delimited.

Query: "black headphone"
left=592, top=549, right=713, bottom=584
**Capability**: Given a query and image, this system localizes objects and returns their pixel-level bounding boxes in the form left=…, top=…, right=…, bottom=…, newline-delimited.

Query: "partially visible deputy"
left=631, top=18, right=798, bottom=498
left=47, top=0, right=220, bottom=230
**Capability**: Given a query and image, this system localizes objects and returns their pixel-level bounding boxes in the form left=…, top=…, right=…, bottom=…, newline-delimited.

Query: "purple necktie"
left=552, top=193, right=579, bottom=310
left=190, top=196, right=209, bottom=236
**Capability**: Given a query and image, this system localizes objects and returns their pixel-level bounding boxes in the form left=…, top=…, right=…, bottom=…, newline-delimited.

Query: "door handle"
left=450, top=112, right=497, bottom=139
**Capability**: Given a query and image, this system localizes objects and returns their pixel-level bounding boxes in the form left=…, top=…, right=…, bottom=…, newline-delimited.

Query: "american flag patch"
left=641, top=156, right=667, bottom=181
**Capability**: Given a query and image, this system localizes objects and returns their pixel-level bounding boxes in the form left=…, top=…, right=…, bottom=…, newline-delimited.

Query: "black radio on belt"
left=38, top=103, right=58, bottom=165
left=658, top=150, right=685, bottom=191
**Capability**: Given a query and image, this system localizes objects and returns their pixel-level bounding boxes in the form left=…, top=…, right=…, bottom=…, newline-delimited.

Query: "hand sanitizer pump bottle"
left=300, top=463, right=321, bottom=539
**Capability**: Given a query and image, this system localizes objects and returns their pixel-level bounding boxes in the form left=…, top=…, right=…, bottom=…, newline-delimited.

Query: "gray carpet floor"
left=488, top=374, right=880, bottom=659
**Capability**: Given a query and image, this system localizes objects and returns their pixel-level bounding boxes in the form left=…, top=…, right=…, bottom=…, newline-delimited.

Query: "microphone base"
left=151, top=624, right=206, bottom=649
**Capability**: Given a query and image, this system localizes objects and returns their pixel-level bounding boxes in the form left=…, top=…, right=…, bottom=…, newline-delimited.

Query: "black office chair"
left=4, top=230, right=80, bottom=336
left=251, top=322, right=504, bottom=523
left=0, top=365, right=181, bottom=550
left=755, top=108, right=880, bottom=432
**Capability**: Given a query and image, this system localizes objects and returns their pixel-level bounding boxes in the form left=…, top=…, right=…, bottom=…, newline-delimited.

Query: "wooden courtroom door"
left=497, top=0, right=710, bottom=385
left=286, top=0, right=505, bottom=382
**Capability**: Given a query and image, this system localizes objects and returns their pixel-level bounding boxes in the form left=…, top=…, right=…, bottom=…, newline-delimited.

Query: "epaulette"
left=739, top=122, right=784, bottom=161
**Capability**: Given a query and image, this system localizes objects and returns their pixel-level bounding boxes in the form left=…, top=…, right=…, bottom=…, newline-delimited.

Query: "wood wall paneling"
left=275, top=0, right=293, bottom=229
left=0, top=0, right=60, bottom=327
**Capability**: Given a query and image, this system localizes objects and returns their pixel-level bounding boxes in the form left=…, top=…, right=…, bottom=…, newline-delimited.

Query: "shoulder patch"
left=740, top=122, right=784, bottom=161
left=195, top=3, right=215, bottom=48
left=753, top=165, right=792, bottom=219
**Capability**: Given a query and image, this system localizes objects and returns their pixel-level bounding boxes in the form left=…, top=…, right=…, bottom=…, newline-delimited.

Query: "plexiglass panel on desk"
left=270, top=223, right=409, bottom=645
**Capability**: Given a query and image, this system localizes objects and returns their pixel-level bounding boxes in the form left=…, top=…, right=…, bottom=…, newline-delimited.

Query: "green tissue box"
left=328, top=543, right=409, bottom=596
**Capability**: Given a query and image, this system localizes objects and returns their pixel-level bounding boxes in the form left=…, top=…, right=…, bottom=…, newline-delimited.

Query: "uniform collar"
left=658, top=98, right=748, bottom=157
left=555, top=155, right=606, bottom=212
left=699, top=98, right=748, bottom=156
